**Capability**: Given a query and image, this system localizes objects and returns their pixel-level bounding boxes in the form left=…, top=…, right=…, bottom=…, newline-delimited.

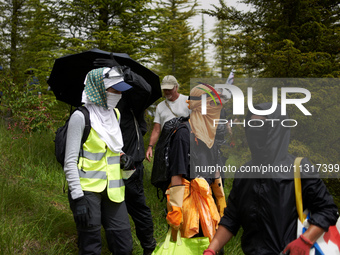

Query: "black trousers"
left=124, top=162, right=157, bottom=252
left=68, top=190, right=133, bottom=255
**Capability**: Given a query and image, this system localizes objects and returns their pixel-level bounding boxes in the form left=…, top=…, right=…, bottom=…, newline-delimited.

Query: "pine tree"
left=151, top=0, right=200, bottom=94
left=0, top=0, right=62, bottom=85
left=58, top=0, right=154, bottom=60
left=196, top=12, right=212, bottom=78
left=206, top=0, right=340, bottom=176
left=207, top=0, right=340, bottom=78
left=0, top=0, right=28, bottom=81
left=21, top=0, right=63, bottom=85
left=211, top=18, right=238, bottom=78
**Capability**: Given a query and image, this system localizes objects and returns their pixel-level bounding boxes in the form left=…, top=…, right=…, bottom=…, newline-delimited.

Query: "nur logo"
left=197, top=83, right=222, bottom=115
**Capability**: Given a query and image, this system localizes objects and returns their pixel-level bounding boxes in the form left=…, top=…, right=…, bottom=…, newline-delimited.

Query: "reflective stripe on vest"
left=78, top=121, right=124, bottom=203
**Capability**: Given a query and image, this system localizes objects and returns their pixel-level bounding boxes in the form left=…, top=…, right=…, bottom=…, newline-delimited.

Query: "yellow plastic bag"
left=152, top=228, right=210, bottom=255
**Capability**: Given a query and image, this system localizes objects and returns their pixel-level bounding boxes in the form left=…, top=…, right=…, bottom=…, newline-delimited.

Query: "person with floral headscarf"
left=64, top=67, right=134, bottom=254
left=165, top=84, right=226, bottom=246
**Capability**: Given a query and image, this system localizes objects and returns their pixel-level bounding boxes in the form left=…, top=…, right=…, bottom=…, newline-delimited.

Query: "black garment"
left=214, top=108, right=229, bottom=177
left=169, top=126, right=190, bottom=179
left=219, top=103, right=339, bottom=255
left=68, top=190, right=133, bottom=255
left=117, top=67, right=149, bottom=163
left=116, top=68, right=156, bottom=253
left=169, top=123, right=215, bottom=185
left=124, top=162, right=157, bottom=252
left=214, top=108, right=228, bottom=148
left=117, top=100, right=146, bottom=163
left=221, top=170, right=338, bottom=255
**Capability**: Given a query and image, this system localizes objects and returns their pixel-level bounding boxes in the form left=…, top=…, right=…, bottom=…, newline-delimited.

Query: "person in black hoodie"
left=204, top=103, right=339, bottom=255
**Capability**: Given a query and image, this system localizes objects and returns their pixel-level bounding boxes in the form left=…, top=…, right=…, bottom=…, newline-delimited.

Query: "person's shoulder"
left=155, top=100, right=166, bottom=112
left=179, top=94, right=189, bottom=100
left=157, top=100, right=166, bottom=108
left=70, top=110, right=85, bottom=121
left=67, top=110, right=86, bottom=132
left=175, top=94, right=189, bottom=105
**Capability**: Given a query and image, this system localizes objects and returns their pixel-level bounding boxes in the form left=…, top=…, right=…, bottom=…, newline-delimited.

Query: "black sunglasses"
left=188, top=95, right=205, bottom=100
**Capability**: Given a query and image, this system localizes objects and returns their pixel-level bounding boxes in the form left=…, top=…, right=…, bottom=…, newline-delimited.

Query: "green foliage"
left=263, top=40, right=336, bottom=78
left=206, top=1, right=340, bottom=192
left=0, top=0, right=62, bottom=86
left=210, top=17, right=239, bottom=77
left=58, top=0, right=155, bottom=60
left=0, top=76, right=58, bottom=133
left=207, top=0, right=340, bottom=78
left=151, top=0, right=203, bottom=95
left=0, top=120, right=78, bottom=254
left=197, top=13, right=213, bottom=78
left=289, top=81, right=340, bottom=164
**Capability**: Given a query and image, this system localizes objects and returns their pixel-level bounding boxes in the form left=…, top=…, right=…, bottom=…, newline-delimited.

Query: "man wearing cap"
left=64, top=67, right=135, bottom=254
left=146, top=75, right=190, bottom=161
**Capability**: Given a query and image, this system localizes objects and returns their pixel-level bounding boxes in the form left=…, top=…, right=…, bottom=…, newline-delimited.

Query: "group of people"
left=63, top=57, right=339, bottom=255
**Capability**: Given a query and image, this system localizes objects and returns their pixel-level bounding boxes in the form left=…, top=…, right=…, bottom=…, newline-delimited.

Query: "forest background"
left=0, top=0, right=339, bottom=254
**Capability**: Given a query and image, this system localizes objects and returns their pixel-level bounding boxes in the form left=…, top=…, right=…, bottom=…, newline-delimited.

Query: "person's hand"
left=203, top=249, right=216, bottom=255
left=166, top=208, right=182, bottom=230
left=215, top=196, right=227, bottom=217
left=73, top=196, right=91, bottom=227
left=211, top=177, right=227, bottom=217
left=146, top=146, right=153, bottom=162
left=120, top=153, right=134, bottom=170
left=93, top=53, right=119, bottom=68
left=166, top=185, right=185, bottom=230
left=282, top=235, right=313, bottom=255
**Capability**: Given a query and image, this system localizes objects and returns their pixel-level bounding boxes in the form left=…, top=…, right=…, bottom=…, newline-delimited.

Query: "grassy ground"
left=0, top=120, right=78, bottom=254
left=3, top=118, right=339, bottom=255
left=0, top=119, right=241, bottom=254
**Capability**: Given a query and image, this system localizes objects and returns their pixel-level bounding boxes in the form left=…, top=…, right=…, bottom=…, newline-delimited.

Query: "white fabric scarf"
left=82, top=90, right=123, bottom=153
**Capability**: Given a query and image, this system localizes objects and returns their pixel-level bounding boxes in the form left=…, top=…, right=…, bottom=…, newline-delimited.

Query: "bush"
left=0, top=76, right=58, bottom=133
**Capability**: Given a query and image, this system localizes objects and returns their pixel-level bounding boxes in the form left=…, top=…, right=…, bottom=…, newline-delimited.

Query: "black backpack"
left=54, top=106, right=91, bottom=167
left=151, top=116, right=190, bottom=199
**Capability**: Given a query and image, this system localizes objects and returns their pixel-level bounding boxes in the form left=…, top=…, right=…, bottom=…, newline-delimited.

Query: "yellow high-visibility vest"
left=77, top=109, right=124, bottom=203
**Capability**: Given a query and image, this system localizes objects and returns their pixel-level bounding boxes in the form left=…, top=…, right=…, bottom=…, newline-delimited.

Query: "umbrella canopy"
left=47, top=48, right=161, bottom=108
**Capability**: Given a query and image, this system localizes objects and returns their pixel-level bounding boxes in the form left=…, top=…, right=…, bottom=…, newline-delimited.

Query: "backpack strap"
left=165, top=100, right=179, bottom=118
left=76, top=106, right=91, bottom=145
left=294, top=157, right=306, bottom=223
left=114, top=108, right=120, bottom=121
left=75, top=106, right=91, bottom=169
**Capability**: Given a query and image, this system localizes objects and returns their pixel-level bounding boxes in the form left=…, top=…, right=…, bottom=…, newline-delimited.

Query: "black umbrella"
left=47, top=48, right=161, bottom=108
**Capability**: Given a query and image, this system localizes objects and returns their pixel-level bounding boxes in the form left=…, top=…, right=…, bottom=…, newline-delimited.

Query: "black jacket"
left=219, top=103, right=339, bottom=255
left=117, top=67, right=151, bottom=163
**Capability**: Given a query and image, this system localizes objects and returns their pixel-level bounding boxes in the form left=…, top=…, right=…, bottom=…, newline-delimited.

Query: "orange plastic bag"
left=180, top=178, right=220, bottom=241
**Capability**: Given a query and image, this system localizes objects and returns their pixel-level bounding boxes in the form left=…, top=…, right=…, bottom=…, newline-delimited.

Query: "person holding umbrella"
left=93, top=56, right=157, bottom=255
left=64, top=67, right=134, bottom=255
